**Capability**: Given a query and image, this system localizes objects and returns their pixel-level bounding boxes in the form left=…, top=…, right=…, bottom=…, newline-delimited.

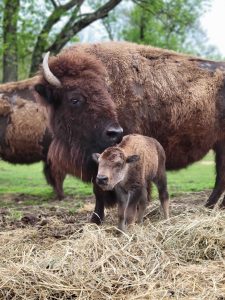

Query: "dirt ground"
left=0, top=190, right=211, bottom=234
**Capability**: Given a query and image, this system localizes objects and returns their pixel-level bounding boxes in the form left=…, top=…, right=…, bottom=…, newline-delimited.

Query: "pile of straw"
left=0, top=193, right=224, bottom=299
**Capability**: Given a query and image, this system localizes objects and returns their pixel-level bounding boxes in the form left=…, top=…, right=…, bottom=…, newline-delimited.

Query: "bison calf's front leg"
left=118, top=189, right=142, bottom=232
left=136, top=188, right=148, bottom=224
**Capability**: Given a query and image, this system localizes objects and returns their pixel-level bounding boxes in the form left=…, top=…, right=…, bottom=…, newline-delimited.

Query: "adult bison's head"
left=34, top=49, right=123, bottom=179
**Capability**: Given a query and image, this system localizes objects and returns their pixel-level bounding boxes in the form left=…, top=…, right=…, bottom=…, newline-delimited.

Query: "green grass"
left=0, top=160, right=92, bottom=201
left=167, top=151, right=214, bottom=196
left=0, top=151, right=215, bottom=203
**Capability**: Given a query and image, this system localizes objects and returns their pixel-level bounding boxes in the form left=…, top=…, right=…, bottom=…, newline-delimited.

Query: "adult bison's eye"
left=68, top=94, right=86, bottom=108
left=70, top=98, right=79, bottom=105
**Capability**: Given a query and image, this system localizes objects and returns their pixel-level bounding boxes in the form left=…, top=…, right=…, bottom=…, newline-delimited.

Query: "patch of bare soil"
left=0, top=190, right=211, bottom=235
left=0, top=194, right=94, bottom=232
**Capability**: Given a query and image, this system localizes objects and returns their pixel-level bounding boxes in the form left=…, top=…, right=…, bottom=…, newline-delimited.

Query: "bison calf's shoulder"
left=93, top=134, right=169, bottom=231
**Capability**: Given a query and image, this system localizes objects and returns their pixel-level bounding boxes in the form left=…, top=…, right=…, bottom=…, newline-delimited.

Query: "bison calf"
left=92, top=134, right=169, bottom=231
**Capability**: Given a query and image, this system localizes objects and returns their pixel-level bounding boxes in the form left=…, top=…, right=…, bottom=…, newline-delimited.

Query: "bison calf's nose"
left=96, top=175, right=108, bottom=186
left=105, top=126, right=123, bottom=144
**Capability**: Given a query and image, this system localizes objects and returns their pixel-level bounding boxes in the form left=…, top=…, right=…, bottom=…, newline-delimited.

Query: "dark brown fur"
left=33, top=42, right=225, bottom=223
left=95, top=134, right=169, bottom=231
left=0, top=94, right=65, bottom=199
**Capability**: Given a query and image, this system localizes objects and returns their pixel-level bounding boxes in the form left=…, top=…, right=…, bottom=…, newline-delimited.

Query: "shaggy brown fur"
left=94, top=134, right=169, bottom=231
left=0, top=76, right=39, bottom=101
left=0, top=95, right=65, bottom=199
left=33, top=41, right=225, bottom=223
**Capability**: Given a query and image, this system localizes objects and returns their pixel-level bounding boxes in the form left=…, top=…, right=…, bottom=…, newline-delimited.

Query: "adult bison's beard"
left=47, top=138, right=104, bottom=183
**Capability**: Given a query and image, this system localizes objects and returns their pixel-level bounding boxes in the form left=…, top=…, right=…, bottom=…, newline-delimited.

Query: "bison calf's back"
left=93, top=134, right=170, bottom=231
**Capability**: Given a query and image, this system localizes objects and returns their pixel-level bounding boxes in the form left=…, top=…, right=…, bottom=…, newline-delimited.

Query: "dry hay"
left=0, top=192, right=225, bottom=300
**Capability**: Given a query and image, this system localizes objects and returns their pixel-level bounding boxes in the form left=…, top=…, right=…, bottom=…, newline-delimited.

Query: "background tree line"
left=0, top=0, right=221, bottom=83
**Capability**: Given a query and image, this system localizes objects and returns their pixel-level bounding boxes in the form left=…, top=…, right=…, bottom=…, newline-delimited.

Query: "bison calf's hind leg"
left=154, top=175, right=170, bottom=219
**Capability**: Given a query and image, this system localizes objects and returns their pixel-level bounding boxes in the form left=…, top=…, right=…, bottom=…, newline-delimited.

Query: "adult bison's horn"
left=42, top=52, right=62, bottom=87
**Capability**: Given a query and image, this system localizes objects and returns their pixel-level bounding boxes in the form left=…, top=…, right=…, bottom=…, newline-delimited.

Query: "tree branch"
left=30, top=0, right=122, bottom=75
left=30, top=0, right=84, bottom=74
left=48, top=0, right=122, bottom=53
left=50, top=0, right=58, bottom=8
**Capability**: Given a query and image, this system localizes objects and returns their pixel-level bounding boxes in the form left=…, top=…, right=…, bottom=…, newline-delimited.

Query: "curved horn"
left=42, top=52, right=62, bottom=87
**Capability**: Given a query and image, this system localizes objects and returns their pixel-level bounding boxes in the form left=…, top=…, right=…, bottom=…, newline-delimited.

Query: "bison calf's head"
left=34, top=51, right=123, bottom=161
left=93, top=147, right=139, bottom=191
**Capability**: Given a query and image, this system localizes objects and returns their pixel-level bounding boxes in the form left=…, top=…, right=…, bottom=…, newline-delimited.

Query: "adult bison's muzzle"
left=103, top=124, right=123, bottom=146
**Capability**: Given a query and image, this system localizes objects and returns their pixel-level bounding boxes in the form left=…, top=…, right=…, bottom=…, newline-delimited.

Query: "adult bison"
left=34, top=42, right=225, bottom=224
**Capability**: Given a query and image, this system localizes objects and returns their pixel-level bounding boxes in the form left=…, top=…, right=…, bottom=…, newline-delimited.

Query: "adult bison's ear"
left=34, top=84, right=53, bottom=105
left=92, top=153, right=100, bottom=164
left=126, top=155, right=140, bottom=163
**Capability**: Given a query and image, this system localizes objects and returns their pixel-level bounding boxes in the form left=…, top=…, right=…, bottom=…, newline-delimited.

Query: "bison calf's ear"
left=34, top=84, right=53, bottom=105
left=126, top=155, right=140, bottom=163
left=92, top=153, right=100, bottom=164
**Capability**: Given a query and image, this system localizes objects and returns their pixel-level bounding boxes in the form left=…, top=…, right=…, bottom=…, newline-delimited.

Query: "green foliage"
left=120, top=0, right=222, bottom=59
left=0, top=0, right=122, bottom=80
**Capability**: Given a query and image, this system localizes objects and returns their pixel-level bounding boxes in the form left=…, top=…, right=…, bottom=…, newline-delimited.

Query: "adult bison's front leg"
left=205, top=140, right=225, bottom=208
left=91, top=183, right=116, bottom=225
left=43, top=161, right=66, bottom=200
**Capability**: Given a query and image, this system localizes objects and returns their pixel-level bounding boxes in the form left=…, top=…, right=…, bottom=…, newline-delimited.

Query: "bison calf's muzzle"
left=96, top=175, right=109, bottom=186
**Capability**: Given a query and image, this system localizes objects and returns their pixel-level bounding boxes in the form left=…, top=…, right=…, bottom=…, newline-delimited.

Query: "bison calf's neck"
left=93, top=134, right=170, bottom=231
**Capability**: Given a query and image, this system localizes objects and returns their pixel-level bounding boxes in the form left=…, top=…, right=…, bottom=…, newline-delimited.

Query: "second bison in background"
left=34, top=41, right=225, bottom=223
left=0, top=94, right=65, bottom=199
left=93, top=134, right=169, bottom=231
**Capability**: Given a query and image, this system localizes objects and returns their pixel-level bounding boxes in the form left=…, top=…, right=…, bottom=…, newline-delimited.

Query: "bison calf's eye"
left=115, top=162, right=123, bottom=168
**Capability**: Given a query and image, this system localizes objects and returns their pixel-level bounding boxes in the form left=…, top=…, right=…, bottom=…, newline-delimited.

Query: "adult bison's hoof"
left=204, top=201, right=215, bottom=209
left=90, top=212, right=103, bottom=225
left=55, top=193, right=65, bottom=201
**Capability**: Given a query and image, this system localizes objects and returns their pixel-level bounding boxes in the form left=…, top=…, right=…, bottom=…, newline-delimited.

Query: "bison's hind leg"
left=43, top=162, right=66, bottom=200
left=205, top=141, right=225, bottom=209
left=154, top=174, right=170, bottom=219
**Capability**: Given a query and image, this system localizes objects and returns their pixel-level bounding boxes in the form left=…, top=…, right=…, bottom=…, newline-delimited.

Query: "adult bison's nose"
left=104, top=125, right=123, bottom=144
left=96, top=175, right=108, bottom=186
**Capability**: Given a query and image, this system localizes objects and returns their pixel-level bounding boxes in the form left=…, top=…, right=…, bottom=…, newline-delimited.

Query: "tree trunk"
left=2, top=0, right=20, bottom=83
